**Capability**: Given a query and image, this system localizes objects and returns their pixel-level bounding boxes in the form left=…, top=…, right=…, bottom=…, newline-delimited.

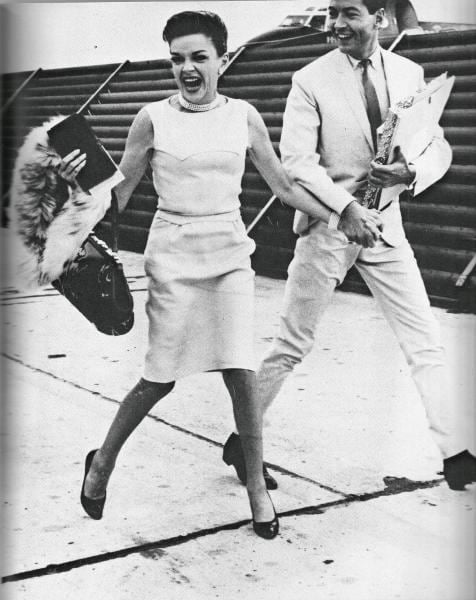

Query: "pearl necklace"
left=177, top=92, right=222, bottom=112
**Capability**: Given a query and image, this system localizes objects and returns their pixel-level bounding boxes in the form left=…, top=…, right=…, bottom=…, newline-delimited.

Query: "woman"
left=61, top=11, right=381, bottom=539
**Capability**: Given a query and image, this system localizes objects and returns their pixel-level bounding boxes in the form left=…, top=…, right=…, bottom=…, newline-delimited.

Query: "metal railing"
left=224, top=45, right=246, bottom=72
left=387, top=27, right=427, bottom=52
left=387, top=29, right=409, bottom=52
left=455, top=253, right=476, bottom=288
left=76, top=60, right=130, bottom=115
left=246, top=195, right=277, bottom=234
left=1, top=68, right=42, bottom=114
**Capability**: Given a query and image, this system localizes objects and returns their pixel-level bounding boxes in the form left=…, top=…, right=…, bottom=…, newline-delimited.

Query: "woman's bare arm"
left=247, top=104, right=333, bottom=222
left=114, top=108, right=154, bottom=212
left=57, top=107, right=154, bottom=213
left=246, top=104, right=382, bottom=244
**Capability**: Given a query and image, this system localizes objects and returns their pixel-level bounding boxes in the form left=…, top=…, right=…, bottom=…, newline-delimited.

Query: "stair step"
left=441, top=109, right=476, bottom=127
left=404, top=222, right=476, bottom=250
left=420, top=59, right=475, bottom=77
left=397, top=43, right=476, bottom=63
left=418, top=182, right=475, bottom=206
left=400, top=201, right=476, bottom=227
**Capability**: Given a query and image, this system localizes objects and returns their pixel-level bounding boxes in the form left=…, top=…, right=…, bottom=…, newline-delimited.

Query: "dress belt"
left=156, top=207, right=241, bottom=224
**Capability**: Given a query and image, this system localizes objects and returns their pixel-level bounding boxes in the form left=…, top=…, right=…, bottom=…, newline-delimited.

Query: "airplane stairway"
left=2, top=28, right=475, bottom=310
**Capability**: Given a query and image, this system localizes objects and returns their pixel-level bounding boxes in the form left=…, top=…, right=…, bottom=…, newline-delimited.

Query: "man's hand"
left=368, top=147, right=416, bottom=188
left=338, top=201, right=382, bottom=248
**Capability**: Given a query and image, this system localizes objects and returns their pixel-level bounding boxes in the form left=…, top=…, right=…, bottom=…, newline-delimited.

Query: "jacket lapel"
left=381, top=49, right=412, bottom=106
left=333, top=50, right=374, bottom=151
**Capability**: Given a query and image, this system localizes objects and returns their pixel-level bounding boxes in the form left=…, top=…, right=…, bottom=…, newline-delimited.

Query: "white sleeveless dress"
left=142, top=97, right=256, bottom=382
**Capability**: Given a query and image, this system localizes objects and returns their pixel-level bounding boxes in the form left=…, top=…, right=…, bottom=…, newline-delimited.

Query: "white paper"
left=376, top=73, right=455, bottom=208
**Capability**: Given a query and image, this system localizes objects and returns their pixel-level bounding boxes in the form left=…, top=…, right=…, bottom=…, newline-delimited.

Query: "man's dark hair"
left=163, top=11, right=228, bottom=56
left=362, top=0, right=386, bottom=14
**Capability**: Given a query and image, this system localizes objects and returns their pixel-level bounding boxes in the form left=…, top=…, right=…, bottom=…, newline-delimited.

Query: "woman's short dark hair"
left=163, top=11, right=228, bottom=56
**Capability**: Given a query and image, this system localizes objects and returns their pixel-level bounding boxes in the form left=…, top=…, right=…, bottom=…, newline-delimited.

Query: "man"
left=223, top=0, right=476, bottom=491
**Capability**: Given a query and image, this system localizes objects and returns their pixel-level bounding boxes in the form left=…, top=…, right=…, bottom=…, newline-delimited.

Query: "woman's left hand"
left=58, top=149, right=87, bottom=189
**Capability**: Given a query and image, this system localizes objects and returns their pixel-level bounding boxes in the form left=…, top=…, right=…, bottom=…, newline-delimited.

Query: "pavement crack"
left=279, top=476, right=443, bottom=519
left=1, top=476, right=443, bottom=584
left=2, top=520, right=250, bottom=583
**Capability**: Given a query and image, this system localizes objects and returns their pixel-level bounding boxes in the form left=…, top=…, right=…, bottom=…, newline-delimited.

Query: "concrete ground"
left=1, top=229, right=475, bottom=600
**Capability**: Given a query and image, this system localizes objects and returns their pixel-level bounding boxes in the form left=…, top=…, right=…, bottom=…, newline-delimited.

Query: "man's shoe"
left=262, top=466, right=279, bottom=490
left=443, top=450, right=476, bottom=491
left=223, top=433, right=246, bottom=483
left=222, top=432, right=278, bottom=490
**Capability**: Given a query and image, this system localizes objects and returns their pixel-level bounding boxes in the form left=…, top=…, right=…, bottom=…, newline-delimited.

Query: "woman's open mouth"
left=182, top=76, right=202, bottom=93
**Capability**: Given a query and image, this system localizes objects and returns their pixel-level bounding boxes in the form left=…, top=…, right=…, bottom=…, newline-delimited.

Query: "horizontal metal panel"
left=220, top=84, right=292, bottom=99
left=16, top=95, right=86, bottom=106
left=452, top=145, right=476, bottom=164
left=400, top=201, right=476, bottom=227
left=229, top=56, right=321, bottom=76
left=109, top=78, right=177, bottom=93
left=395, top=29, right=476, bottom=51
left=97, top=89, right=177, bottom=103
left=440, top=109, right=476, bottom=127
left=91, top=102, right=146, bottom=114
left=221, top=71, right=294, bottom=87
left=411, top=244, right=475, bottom=272
left=404, top=222, right=476, bottom=250
left=26, top=82, right=105, bottom=96
left=446, top=92, right=476, bottom=110
left=397, top=43, right=476, bottom=63
left=119, top=209, right=154, bottom=229
left=417, top=183, right=476, bottom=206
left=115, top=67, right=173, bottom=82
left=419, top=59, right=475, bottom=77
left=443, top=126, right=476, bottom=145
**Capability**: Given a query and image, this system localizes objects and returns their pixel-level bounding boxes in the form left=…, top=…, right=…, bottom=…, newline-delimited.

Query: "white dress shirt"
left=347, top=45, right=390, bottom=123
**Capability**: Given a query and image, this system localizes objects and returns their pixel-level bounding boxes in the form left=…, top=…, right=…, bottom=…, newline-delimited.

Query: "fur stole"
left=9, top=116, right=111, bottom=289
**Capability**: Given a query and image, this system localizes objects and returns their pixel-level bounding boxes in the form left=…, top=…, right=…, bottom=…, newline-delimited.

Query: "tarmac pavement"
left=1, top=228, right=475, bottom=599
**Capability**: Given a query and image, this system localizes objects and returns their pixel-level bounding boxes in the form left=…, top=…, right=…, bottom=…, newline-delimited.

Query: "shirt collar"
left=347, top=45, right=382, bottom=70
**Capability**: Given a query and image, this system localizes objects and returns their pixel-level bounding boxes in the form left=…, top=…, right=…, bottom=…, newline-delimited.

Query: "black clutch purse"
left=52, top=192, right=134, bottom=335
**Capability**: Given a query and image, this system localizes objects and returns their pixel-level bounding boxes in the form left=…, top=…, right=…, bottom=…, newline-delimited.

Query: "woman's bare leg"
left=84, top=378, right=174, bottom=499
left=222, top=369, right=275, bottom=523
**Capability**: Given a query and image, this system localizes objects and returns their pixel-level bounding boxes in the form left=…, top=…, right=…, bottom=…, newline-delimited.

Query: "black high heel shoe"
left=80, top=449, right=106, bottom=520
left=251, top=492, right=279, bottom=540
left=223, top=432, right=278, bottom=490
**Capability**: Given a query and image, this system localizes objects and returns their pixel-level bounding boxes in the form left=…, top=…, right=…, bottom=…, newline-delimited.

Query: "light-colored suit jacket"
left=281, top=47, right=452, bottom=246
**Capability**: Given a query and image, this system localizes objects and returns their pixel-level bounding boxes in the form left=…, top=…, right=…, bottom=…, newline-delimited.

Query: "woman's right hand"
left=338, top=202, right=383, bottom=248
left=58, top=149, right=87, bottom=189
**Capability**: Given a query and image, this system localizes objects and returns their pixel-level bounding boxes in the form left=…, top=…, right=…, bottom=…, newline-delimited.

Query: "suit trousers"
left=256, top=222, right=463, bottom=458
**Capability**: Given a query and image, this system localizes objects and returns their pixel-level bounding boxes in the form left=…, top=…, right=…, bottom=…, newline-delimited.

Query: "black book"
left=47, top=113, right=119, bottom=191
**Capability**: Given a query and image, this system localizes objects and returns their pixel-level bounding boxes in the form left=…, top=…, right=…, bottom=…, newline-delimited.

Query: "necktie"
left=359, top=59, right=382, bottom=151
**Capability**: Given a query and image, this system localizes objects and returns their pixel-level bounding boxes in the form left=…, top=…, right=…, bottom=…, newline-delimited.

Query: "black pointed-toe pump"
left=252, top=493, right=279, bottom=540
left=80, top=449, right=106, bottom=520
